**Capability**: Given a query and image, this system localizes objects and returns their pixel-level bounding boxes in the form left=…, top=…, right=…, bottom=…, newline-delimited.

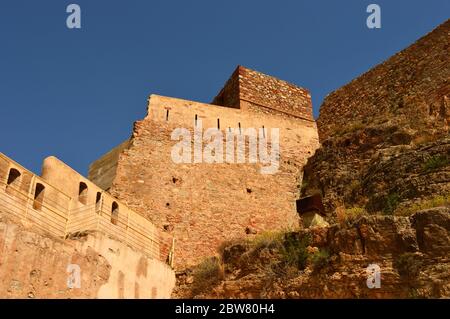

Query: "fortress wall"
left=0, top=221, right=175, bottom=298
left=0, top=153, right=170, bottom=263
left=0, top=155, right=35, bottom=221
left=148, top=95, right=319, bottom=162
left=97, top=94, right=319, bottom=269
left=0, top=153, right=71, bottom=237
left=81, top=231, right=175, bottom=299
left=0, top=152, right=176, bottom=298
left=318, top=19, right=450, bottom=141
left=42, top=156, right=99, bottom=211
left=41, top=156, right=165, bottom=260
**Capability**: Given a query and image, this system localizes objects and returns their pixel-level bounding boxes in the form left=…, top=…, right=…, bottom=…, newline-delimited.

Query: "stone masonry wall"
left=211, top=67, right=240, bottom=109
left=212, top=66, right=314, bottom=121
left=318, top=19, right=450, bottom=142
left=90, top=94, right=319, bottom=269
left=0, top=214, right=175, bottom=299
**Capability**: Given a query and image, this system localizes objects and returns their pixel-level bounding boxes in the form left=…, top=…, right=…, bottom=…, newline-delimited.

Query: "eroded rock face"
left=412, top=208, right=450, bottom=255
left=302, top=126, right=449, bottom=215
left=174, top=208, right=450, bottom=299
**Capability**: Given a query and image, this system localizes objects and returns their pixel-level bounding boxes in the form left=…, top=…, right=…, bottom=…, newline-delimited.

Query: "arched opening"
left=6, top=168, right=21, bottom=193
left=111, top=202, right=119, bottom=225
left=95, top=192, right=102, bottom=212
left=78, top=182, right=88, bottom=205
left=33, top=183, right=45, bottom=210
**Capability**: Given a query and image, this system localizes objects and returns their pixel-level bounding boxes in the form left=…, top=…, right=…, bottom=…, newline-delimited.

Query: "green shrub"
left=395, top=194, right=450, bottom=216
left=345, top=207, right=368, bottom=221
left=383, top=193, right=400, bottom=215
left=408, top=287, right=421, bottom=299
left=423, top=155, right=449, bottom=172
left=279, top=234, right=311, bottom=270
left=191, top=257, right=222, bottom=294
left=309, top=248, right=330, bottom=270
left=249, top=230, right=284, bottom=251
left=300, top=180, right=309, bottom=193
left=336, top=206, right=368, bottom=225
left=394, top=253, right=423, bottom=278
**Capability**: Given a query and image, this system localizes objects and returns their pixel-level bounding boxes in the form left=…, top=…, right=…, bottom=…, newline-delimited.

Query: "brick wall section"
left=211, top=67, right=240, bottom=109
left=212, top=66, right=314, bottom=121
left=91, top=94, right=319, bottom=269
left=318, top=19, right=450, bottom=141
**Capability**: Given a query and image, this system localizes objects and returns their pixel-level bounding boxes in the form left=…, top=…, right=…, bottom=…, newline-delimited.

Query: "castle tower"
left=212, top=65, right=315, bottom=122
left=88, top=66, right=320, bottom=269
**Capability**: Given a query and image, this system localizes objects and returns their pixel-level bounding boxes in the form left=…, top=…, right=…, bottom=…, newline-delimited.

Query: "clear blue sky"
left=0, top=0, right=448, bottom=175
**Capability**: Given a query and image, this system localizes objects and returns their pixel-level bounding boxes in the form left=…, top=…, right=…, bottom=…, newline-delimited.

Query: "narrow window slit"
left=111, top=202, right=119, bottom=225
left=78, top=182, right=88, bottom=205
left=95, top=192, right=102, bottom=212
left=33, top=183, right=45, bottom=211
left=6, top=168, right=21, bottom=193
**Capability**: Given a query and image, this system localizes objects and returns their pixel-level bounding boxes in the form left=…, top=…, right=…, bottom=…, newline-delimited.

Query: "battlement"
left=147, top=94, right=317, bottom=136
left=0, top=152, right=173, bottom=263
left=212, top=66, right=314, bottom=121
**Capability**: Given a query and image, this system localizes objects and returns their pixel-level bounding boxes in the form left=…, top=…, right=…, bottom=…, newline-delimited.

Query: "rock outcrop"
left=302, top=134, right=449, bottom=218
left=174, top=207, right=450, bottom=299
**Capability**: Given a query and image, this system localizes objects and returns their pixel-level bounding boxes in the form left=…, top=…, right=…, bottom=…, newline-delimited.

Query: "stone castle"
left=0, top=66, right=319, bottom=297
left=2, top=19, right=447, bottom=298
left=88, top=65, right=320, bottom=269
